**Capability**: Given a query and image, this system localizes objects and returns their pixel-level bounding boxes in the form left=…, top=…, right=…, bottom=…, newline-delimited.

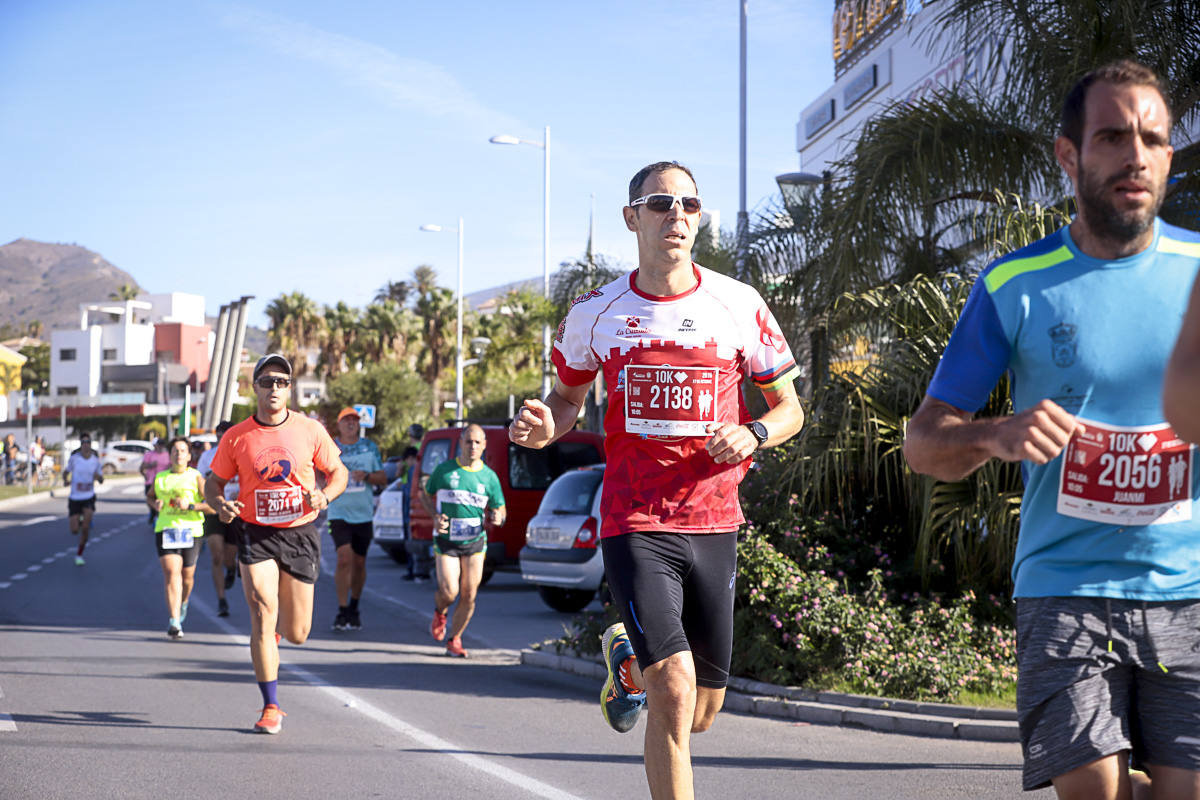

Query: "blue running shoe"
left=600, top=623, right=646, bottom=733
left=180, top=601, right=188, bottom=625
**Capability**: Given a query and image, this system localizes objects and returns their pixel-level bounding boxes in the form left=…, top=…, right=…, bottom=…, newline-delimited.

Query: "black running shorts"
left=154, top=530, right=203, bottom=567
left=433, top=535, right=486, bottom=558
left=329, top=519, right=374, bottom=557
left=67, top=497, right=96, bottom=517
left=203, top=513, right=230, bottom=540
left=234, top=519, right=320, bottom=584
left=601, top=531, right=738, bottom=689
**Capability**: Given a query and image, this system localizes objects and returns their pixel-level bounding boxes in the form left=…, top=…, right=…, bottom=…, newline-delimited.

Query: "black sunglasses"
left=630, top=193, right=703, bottom=214
left=255, top=376, right=291, bottom=389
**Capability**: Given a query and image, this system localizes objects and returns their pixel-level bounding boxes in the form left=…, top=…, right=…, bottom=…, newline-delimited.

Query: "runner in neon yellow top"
left=147, top=437, right=214, bottom=639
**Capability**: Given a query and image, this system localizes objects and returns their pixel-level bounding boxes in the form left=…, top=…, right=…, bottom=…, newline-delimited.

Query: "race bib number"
left=1058, top=419, right=1193, bottom=525
left=448, top=517, right=483, bottom=542
left=346, top=476, right=367, bottom=493
left=161, top=527, right=195, bottom=549
left=74, top=481, right=94, bottom=494
left=624, top=365, right=718, bottom=436
left=254, top=486, right=304, bottom=525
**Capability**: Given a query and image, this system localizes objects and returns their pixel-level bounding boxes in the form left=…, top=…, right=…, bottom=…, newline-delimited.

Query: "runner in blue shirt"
left=327, top=407, right=385, bottom=631
left=905, top=61, right=1200, bottom=798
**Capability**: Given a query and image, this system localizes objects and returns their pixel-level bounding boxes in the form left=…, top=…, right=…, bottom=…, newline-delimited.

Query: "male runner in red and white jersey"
left=509, top=161, right=803, bottom=800
left=205, top=353, right=347, bottom=734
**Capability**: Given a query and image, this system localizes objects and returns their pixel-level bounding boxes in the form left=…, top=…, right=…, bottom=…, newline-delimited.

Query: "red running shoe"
left=253, top=704, right=286, bottom=734
left=431, top=610, right=447, bottom=642
left=445, top=636, right=468, bottom=658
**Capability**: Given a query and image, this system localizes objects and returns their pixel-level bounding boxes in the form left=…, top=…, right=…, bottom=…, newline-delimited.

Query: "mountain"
left=0, top=238, right=141, bottom=331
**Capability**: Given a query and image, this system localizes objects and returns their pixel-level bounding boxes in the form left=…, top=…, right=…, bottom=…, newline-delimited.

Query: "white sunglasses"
left=630, top=193, right=703, bottom=214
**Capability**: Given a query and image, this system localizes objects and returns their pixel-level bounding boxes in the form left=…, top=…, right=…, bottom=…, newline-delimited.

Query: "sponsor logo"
left=756, top=307, right=787, bottom=353
left=555, top=316, right=568, bottom=343
left=679, top=317, right=696, bottom=332
left=1049, top=322, right=1077, bottom=367
left=570, top=289, right=602, bottom=306
left=626, top=316, right=640, bottom=328
left=253, top=446, right=295, bottom=483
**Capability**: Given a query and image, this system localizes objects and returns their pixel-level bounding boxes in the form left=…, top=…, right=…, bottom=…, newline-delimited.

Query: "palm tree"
left=412, top=286, right=458, bottom=418
left=264, top=292, right=325, bottom=377
left=319, top=302, right=361, bottom=378
left=108, top=283, right=140, bottom=302
left=374, top=280, right=411, bottom=307
left=412, top=265, right=438, bottom=296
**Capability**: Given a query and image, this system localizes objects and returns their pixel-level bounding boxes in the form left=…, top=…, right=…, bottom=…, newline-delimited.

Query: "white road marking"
left=10, top=574, right=26, bottom=581
left=0, top=583, right=8, bottom=589
left=122, top=485, right=145, bottom=496
left=41, top=557, right=54, bottom=565
left=26, top=565, right=41, bottom=573
left=22, top=516, right=58, bottom=526
left=200, top=600, right=583, bottom=800
left=0, top=713, right=15, bottom=732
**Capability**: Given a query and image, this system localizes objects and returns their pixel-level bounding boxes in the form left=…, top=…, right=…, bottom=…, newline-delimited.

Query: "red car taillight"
left=572, top=518, right=598, bottom=550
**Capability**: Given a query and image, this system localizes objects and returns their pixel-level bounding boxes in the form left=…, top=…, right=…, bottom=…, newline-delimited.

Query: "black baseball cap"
left=253, top=353, right=292, bottom=380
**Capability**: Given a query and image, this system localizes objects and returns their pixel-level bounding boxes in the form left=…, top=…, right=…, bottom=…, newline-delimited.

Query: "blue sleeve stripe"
left=927, top=279, right=1012, bottom=413
left=983, top=245, right=1073, bottom=293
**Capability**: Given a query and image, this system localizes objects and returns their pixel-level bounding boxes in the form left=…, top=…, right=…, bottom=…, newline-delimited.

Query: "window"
left=537, top=469, right=603, bottom=515
left=418, top=438, right=451, bottom=492
left=57, top=386, right=78, bottom=396
left=102, top=348, right=117, bottom=360
left=509, top=440, right=604, bottom=490
left=59, top=348, right=76, bottom=361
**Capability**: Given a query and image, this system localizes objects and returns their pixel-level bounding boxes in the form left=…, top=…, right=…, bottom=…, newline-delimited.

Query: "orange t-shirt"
left=210, top=412, right=343, bottom=528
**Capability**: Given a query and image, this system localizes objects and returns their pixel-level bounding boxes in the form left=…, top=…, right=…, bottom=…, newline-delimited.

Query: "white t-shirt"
left=66, top=453, right=102, bottom=501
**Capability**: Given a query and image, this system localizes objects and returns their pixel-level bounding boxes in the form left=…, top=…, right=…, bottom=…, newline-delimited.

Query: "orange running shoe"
left=253, top=704, right=286, bottom=734
left=445, top=636, right=468, bottom=658
left=431, top=610, right=447, bottom=642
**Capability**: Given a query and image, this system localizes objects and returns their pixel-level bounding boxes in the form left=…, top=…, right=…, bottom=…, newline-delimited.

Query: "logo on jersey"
left=571, top=289, right=602, bottom=306
left=756, top=307, right=787, bottom=354
left=1049, top=322, right=1077, bottom=367
left=447, top=470, right=460, bottom=489
left=555, top=316, right=568, bottom=343
left=625, top=316, right=640, bottom=328
left=254, top=446, right=295, bottom=483
left=678, top=318, right=696, bottom=332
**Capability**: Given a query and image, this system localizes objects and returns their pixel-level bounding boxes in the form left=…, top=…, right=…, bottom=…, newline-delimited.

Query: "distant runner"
left=327, top=407, right=385, bottom=632
left=64, top=433, right=104, bottom=567
left=205, top=354, right=347, bottom=735
left=197, top=421, right=238, bottom=617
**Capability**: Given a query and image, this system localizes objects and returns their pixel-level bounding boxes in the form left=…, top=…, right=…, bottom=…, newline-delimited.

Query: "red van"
left=408, top=425, right=604, bottom=573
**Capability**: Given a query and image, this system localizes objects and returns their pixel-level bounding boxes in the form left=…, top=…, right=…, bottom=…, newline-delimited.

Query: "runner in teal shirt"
left=327, top=407, right=385, bottom=631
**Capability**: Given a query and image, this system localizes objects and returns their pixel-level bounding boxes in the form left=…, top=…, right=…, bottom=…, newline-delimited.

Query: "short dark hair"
left=402, top=446, right=418, bottom=459
left=1061, top=60, right=1172, bottom=148
left=628, top=161, right=697, bottom=205
left=168, top=436, right=190, bottom=451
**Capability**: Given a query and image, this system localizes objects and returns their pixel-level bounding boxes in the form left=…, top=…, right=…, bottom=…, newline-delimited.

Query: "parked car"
left=519, top=465, right=606, bottom=612
left=372, top=476, right=410, bottom=564
left=408, top=425, right=605, bottom=577
left=99, top=440, right=153, bottom=475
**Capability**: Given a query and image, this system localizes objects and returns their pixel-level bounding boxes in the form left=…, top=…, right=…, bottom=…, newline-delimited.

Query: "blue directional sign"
left=352, top=403, right=377, bottom=428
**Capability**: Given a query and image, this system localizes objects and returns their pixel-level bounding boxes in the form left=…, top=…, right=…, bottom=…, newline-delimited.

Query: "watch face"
left=748, top=421, right=768, bottom=443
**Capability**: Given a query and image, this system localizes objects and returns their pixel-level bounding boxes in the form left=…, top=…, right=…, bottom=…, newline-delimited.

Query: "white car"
left=99, top=440, right=153, bottom=475
left=519, top=464, right=606, bottom=612
left=372, top=476, right=410, bottom=564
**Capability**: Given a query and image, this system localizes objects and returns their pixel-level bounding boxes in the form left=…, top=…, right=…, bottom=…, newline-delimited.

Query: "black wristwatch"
left=745, top=420, right=768, bottom=449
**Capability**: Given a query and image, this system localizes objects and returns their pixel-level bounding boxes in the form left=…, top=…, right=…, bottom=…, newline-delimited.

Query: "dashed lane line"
left=198, top=599, right=584, bottom=800
left=1, top=518, right=141, bottom=589
left=21, top=516, right=58, bottom=526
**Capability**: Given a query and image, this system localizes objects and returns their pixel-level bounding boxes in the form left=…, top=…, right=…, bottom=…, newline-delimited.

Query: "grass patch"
left=0, top=484, right=55, bottom=501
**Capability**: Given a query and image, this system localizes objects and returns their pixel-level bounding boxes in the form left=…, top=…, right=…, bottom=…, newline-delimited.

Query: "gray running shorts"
left=1016, top=596, right=1200, bottom=791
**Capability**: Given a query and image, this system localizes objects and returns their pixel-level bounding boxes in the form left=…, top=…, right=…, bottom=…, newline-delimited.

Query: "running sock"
left=258, top=680, right=278, bottom=708
left=168, top=617, right=181, bottom=629
left=77, top=542, right=85, bottom=556
left=618, top=657, right=643, bottom=694
left=338, top=605, right=348, bottom=615
left=348, top=597, right=359, bottom=612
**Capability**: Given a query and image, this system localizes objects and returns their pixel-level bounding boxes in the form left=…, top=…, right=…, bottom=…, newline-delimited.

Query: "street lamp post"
left=419, top=218, right=465, bottom=425
left=489, top=126, right=551, bottom=398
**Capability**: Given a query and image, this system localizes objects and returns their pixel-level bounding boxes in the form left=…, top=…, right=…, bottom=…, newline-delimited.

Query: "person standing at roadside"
left=327, top=407, right=385, bottom=632
left=420, top=424, right=505, bottom=658
left=905, top=62, right=1200, bottom=798
left=140, top=439, right=170, bottom=526
left=197, top=421, right=238, bottom=617
left=64, top=433, right=103, bottom=566
left=147, top=437, right=213, bottom=639
left=204, top=354, right=347, bottom=735
left=509, top=160, right=803, bottom=800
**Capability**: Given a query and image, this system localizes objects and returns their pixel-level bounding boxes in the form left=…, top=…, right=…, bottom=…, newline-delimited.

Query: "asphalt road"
left=0, top=486, right=1049, bottom=799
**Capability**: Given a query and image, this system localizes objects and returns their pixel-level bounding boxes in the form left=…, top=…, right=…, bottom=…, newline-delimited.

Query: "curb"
left=520, top=649, right=1018, bottom=743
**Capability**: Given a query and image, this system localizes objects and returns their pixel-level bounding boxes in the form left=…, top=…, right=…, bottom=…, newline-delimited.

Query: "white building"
left=795, top=0, right=1006, bottom=176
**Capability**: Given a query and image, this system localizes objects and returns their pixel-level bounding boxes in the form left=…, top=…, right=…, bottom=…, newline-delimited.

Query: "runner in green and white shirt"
left=419, top=424, right=505, bottom=658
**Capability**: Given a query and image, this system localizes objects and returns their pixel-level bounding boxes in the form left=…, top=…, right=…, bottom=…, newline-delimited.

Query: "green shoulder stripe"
left=1158, top=236, right=1200, bottom=258
left=983, top=245, right=1073, bottom=293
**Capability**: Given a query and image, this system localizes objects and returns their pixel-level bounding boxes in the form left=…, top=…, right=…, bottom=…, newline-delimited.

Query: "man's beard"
left=1076, top=164, right=1165, bottom=244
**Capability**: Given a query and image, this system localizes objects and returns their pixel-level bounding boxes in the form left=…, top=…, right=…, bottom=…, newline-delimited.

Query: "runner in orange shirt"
left=205, top=354, right=348, bottom=734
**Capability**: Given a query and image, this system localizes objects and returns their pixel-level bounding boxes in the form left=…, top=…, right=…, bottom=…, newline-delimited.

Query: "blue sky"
left=0, top=1, right=833, bottom=327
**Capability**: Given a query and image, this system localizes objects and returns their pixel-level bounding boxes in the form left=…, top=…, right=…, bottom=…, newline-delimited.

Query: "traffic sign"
left=353, top=404, right=376, bottom=428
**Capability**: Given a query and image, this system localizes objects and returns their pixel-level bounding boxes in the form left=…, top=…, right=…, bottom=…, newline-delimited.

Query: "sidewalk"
left=520, top=649, right=1018, bottom=743
left=0, top=475, right=144, bottom=511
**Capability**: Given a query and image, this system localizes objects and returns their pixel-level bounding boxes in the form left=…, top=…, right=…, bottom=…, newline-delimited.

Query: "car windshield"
left=509, top=440, right=603, bottom=490
left=538, top=469, right=602, bottom=515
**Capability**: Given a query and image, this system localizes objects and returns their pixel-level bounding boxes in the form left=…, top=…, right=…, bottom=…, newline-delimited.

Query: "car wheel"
left=536, top=585, right=596, bottom=613
left=102, top=463, right=116, bottom=476
left=382, top=544, right=408, bottom=564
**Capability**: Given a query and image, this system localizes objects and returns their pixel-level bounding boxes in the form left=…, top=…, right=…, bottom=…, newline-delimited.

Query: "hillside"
left=0, top=238, right=142, bottom=331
